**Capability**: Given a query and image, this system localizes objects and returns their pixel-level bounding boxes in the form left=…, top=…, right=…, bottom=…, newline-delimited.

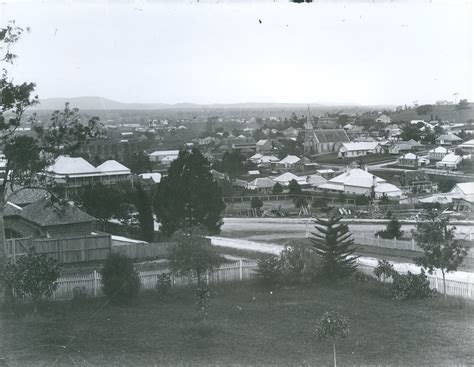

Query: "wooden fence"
left=6, top=234, right=112, bottom=264
left=356, top=259, right=474, bottom=299
left=112, top=241, right=175, bottom=260
left=51, top=260, right=258, bottom=300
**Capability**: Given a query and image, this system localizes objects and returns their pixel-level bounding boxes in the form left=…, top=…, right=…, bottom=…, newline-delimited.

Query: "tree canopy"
left=154, top=149, right=225, bottom=236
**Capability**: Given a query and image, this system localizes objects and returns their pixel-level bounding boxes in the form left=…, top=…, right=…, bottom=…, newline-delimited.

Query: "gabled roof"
left=278, top=155, right=300, bottom=165
left=429, top=146, right=451, bottom=154
left=47, top=156, right=98, bottom=176
left=273, top=172, right=305, bottom=184
left=139, top=172, right=162, bottom=183
left=400, top=153, right=417, bottom=160
left=407, top=139, right=423, bottom=147
left=313, top=129, right=350, bottom=144
left=439, top=153, right=461, bottom=163
left=437, top=133, right=462, bottom=141
left=340, top=142, right=380, bottom=151
left=259, top=155, right=279, bottom=163
left=246, top=177, right=275, bottom=189
left=459, top=139, right=474, bottom=147
left=453, top=182, right=474, bottom=198
left=149, top=150, right=180, bottom=157
left=306, top=174, right=327, bottom=186
left=329, top=168, right=385, bottom=188
left=256, top=139, right=271, bottom=146
left=96, top=160, right=131, bottom=174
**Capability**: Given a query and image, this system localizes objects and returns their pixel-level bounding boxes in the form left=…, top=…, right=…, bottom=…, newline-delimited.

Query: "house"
left=337, top=142, right=383, bottom=158
left=317, top=168, right=401, bottom=199
left=256, top=139, right=273, bottom=153
left=436, top=154, right=462, bottom=170
left=451, top=182, right=474, bottom=212
left=139, top=172, right=162, bottom=184
left=436, top=133, right=463, bottom=146
left=388, top=142, right=413, bottom=155
left=459, top=139, right=474, bottom=154
left=376, top=114, right=391, bottom=124
left=3, top=199, right=96, bottom=239
left=249, top=154, right=279, bottom=166
left=283, top=127, right=299, bottom=138
left=246, top=177, right=275, bottom=192
left=43, top=156, right=132, bottom=198
left=273, top=172, right=307, bottom=187
left=276, top=155, right=301, bottom=169
left=294, top=157, right=319, bottom=172
left=305, top=174, right=327, bottom=188
left=428, top=146, right=452, bottom=161
left=399, top=170, right=432, bottom=189
left=149, top=150, right=180, bottom=163
left=316, top=169, right=337, bottom=179
left=398, top=153, right=420, bottom=168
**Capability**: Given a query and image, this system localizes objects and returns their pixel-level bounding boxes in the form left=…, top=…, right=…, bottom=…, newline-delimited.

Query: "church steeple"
left=304, top=105, right=314, bottom=154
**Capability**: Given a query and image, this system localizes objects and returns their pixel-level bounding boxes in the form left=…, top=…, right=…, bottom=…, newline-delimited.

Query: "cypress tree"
left=310, top=216, right=359, bottom=280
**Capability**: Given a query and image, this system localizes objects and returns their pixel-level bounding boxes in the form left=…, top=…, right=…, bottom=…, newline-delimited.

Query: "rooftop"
left=47, top=156, right=98, bottom=176
left=96, top=160, right=131, bottom=174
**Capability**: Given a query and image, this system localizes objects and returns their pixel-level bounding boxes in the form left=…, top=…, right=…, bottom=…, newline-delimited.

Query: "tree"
left=416, top=104, right=433, bottom=116
left=1, top=250, right=61, bottom=313
left=288, top=179, right=302, bottom=195
left=100, top=252, right=140, bottom=305
left=154, top=149, right=226, bottom=236
left=124, top=151, right=152, bottom=174
left=168, top=228, right=224, bottom=285
left=272, top=182, right=283, bottom=194
left=0, top=24, right=100, bottom=285
left=309, top=216, right=358, bottom=280
left=250, top=196, right=263, bottom=209
left=414, top=212, right=467, bottom=301
left=314, top=311, right=350, bottom=367
left=78, top=183, right=127, bottom=230
left=131, top=184, right=154, bottom=242
left=437, top=177, right=457, bottom=193
left=375, top=216, right=403, bottom=239
left=212, top=151, right=249, bottom=178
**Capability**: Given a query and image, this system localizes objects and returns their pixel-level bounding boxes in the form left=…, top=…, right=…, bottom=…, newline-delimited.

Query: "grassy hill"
left=389, top=104, right=474, bottom=124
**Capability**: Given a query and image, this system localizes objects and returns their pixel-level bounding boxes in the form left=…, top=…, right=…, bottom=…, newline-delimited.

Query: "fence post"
left=56, top=238, right=61, bottom=262
left=239, top=259, right=243, bottom=281
left=93, top=269, right=99, bottom=297
left=411, top=238, right=415, bottom=251
left=12, top=238, right=16, bottom=264
left=377, top=235, right=380, bottom=247
left=394, top=237, right=397, bottom=249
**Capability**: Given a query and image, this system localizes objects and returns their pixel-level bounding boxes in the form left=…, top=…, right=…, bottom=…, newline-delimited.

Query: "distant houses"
left=337, top=142, right=383, bottom=158
left=149, top=150, right=180, bottom=164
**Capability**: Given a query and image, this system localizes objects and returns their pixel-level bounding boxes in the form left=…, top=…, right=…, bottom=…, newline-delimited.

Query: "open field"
left=1, top=280, right=473, bottom=366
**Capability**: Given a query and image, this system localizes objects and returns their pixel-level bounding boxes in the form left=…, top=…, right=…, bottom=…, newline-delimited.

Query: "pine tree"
left=309, top=216, right=359, bottom=280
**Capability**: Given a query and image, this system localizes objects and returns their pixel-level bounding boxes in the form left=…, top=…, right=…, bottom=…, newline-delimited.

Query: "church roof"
left=312, top=129, right=350, bottom=144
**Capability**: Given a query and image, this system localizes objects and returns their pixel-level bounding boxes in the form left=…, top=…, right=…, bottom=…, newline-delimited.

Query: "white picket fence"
left=356, top=259, right=474, bottom=299
left=52, top=260, right=258, bottom=300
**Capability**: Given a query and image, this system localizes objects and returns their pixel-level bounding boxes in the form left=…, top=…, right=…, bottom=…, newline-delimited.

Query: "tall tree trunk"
left=0, top=191, right=7, bottom=304
left=442, top=270, right=447, bottom=303
left=333, top=341, right=337, bottom=367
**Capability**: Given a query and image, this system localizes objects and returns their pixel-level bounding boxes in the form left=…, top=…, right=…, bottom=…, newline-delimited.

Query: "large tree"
left=310, top=216, right=358, bottom=280
left=0, top=23, right=100, bottom=282
left=414, top=211, right=468, bottom=301
left=154, top=148, right=225, bottom=236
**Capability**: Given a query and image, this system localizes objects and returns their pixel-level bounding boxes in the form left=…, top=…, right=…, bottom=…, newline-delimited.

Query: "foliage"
left=280, top=242, right=320, bottom=284
left=375, top=217, right=403, bottom=239
left=154, top=149, right=225, bottom=236
left=100, top=252, right=140, bottom=304
left=309, top=216, right=359, bottom=280
left=254, top=255, right=283, bottom=285
left=250, top=197, right=263, bottom=209
left=416, top=104, right=433, bottom=116
left=314, top=311, right=350, bottom=367
left=354, top=195, right=369, bottom=206
left=132, top=184, right=155, bottom=242
left=312, top=197, right=328, bottom=209
left=391, top=270, right=434, bottom=301
left=124, top=151, right=152, bottom=175
left=212, top=151, right=255, bottom=178
left=294, top=196, right=308, bottom=208
left=414, top=211, right=467, bottom=299
left=78, top=183, right=127, bottom=229
left=437, top=177, right=457, bottom=193
left=288, top=179, right=302, bottom=195
left=168, top=228, right=224, bottom=285
left=337, top=192, right=346, bottom=204
left=272, top=182, right=283, bottom=194
left=1, top=250, right=61, bottom=312
left=373, top=259, right=395, bottom=281
left=156, top=272, right=172, bottom=296
left=195, top=286, right=211, bottom=321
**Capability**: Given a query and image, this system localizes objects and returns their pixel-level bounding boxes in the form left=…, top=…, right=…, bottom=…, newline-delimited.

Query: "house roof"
left=5, top=199, right=96, bottom=227
left=247, top=177, right=275, bottom=189
left=439, top=153, right=461, bottom=163
left=259, top=155, right=279, bottom=163
left=452, top=182, right=474, bottom=201
left=329, top=168, right=385, bottom=188
left=374, top=183, right=402, bottom=194
left=400, top=153, right=417, bottom=160
left=5, top=186, right=49, bottom=206
left=306, top=174, right=327, bottom=186
left=256, top=139, right=270, bottom=146
left=278, top=155, right=301, bottom=165
left=313, top=129, right=350, bottom=144
left=437, top=133, right=462, bottom=141
left=47, top=156, right=98, bottom=176
left=401, top=170, right=430, bottom=182
left=459, top=139, right=474, bottom=147
left=149, top=150, right=180, bottom=157
left=340, top=142, right=380, bottom=151
left=429, top=146, right=451, bottom=154
left=96, top=160, right=131, bottom=174
left=139, top=172, right=162, bottom=183
left=407, top=139, right=423, bottom=147
left=273, top=172, right=306, bottom=184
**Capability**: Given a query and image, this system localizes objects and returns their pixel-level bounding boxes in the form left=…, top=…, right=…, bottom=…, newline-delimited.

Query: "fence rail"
left=112, top=241, right=176, bottom=260
left=51, top=260, right=258, bottom=300
left=6, top=234, right=112, bottom=264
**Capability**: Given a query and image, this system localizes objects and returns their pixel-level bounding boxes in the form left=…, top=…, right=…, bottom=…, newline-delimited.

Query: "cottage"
left=273, top=172, right=307, bottom=187
left=376, top=114, right=391, bottom=124
left=436, top=154, right=462, bottom=170
left=428, top=146, right=452, bottom=161
left=459, top=139, right=474, bottom=154
left=276, top=155, right=301, bottom=169
left=436, top=133, right=463, bottom=146
left=338, top=142, right=383, bottom=158
left=149, top=150, right=180, bottom=163
left=399, top=171, right=432, bottom=190
left=305, top=174, right=327, bottom=188
left=246, top=177, right=275, bottom=192
left=451, top=182, right=474, bottom=212
left=256, top=139, right=273, bottom=153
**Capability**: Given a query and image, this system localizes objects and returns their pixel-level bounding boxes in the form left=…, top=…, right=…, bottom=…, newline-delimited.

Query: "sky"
left=1, top=0, right=473, bottom=106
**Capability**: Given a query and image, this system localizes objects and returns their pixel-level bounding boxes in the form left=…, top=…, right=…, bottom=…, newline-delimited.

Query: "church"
left=303, top=113, right=350, bottom=154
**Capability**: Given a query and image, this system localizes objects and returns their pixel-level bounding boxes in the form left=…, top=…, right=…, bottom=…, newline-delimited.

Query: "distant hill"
left=34, top=96, right=392, bottom=111
left=389, top=104, right=474, bottom=124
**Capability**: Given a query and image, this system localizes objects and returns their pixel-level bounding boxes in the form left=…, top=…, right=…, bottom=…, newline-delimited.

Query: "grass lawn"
left=1, top=280, right=473, bottom=366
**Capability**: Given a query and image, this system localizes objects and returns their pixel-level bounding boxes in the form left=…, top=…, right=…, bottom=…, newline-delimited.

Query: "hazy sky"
left=1, top=0, right=473, bottom=105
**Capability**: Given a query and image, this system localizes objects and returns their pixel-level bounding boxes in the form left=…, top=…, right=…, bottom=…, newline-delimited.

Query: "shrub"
left=375, top=217, right=403, bottom=239
left=355, top=195, right=369, bottom=206
left=373, top=259, right=395, bottom=281
left=250, top=197, right=263, bottom=209
left=195, top=286, right=211, bottom=321
left=294, top=196, right=308, bottom=208
left=156, top=272, right=172, bottom=296
left=391, top=270, right=435, bottom=300
left=280, top=243, right=320, bottom=284
left=254, top=255, right=283, bottom=285
left=100, top=252, right=140, bottom=304
left=312, top=197, right=327, bottom=209
left=272, top=182, right=283, bottom=194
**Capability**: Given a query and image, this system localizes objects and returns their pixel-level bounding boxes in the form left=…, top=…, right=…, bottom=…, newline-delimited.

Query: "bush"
left=280, top=243, right=320, bottom=284
left=391, top=270, right=435, bottom=300
left=312, top=197, right=327, bottom=209
left=254, top=255, right=283, bottom=285
left=156, top=272, right=172, bottom=296
left=355, top=195, right=369, bottom=206
left=373, top=260, right=395, bottom=281
left=294, top=196, right=308, bottom=208
left=101, top=252, right=140, bottom=304
left=272, top=182, right=283, bottom=194
left=250, top=197, right=263, bottom=209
